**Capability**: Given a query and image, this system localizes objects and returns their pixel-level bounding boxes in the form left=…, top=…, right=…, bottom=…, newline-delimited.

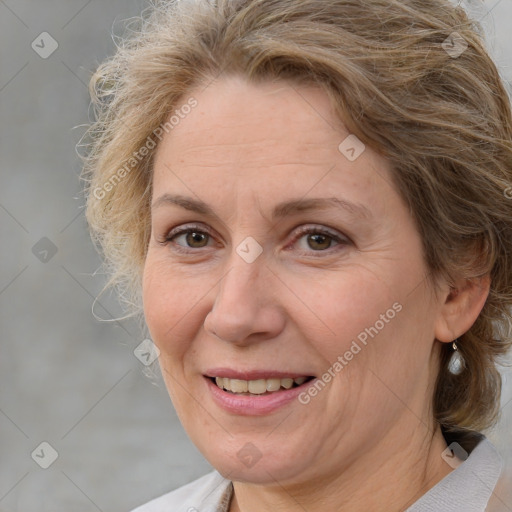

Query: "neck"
left=229, top=422, right=453, bottom=512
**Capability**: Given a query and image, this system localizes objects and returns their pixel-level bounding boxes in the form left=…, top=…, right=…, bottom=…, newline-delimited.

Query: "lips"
left=204, top=369, right=314, bottom=381
left=213, top=376, right=312, bottom=394
left=204, top=371, right=317, bottom=415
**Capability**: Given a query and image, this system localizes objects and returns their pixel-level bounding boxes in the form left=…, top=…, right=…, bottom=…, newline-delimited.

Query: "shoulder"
left=406, top=436, right=503, bottom=512
left=129, top=470, right=232, bottom=512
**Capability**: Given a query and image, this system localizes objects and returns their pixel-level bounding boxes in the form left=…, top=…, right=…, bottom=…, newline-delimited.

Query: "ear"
left=434, top=274, right=491, bottom=343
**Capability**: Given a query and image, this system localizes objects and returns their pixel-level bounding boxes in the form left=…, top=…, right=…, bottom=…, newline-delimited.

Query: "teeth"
left=281, top=378, right=294, bottom=389
left=248, top=379, right=267, bottom=394
left=213, top=376, right=310, bottom=394
left=230, top=379, right=248, bottom=393
left=266, top=378, right=281, bottom=392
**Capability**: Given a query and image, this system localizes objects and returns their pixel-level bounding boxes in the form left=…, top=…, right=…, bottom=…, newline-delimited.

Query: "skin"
left=142, top=74, right=490, bottom=512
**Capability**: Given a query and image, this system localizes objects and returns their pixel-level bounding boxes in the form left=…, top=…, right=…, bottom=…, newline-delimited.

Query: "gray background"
left=1, top=1, right=511, bottom=511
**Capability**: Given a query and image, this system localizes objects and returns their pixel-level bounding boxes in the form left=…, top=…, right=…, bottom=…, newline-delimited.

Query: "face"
left=143, top=75, right=444, bottom=487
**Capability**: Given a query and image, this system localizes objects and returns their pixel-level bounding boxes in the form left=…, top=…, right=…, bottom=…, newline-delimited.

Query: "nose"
left=203, top=256, right=286, bottom=346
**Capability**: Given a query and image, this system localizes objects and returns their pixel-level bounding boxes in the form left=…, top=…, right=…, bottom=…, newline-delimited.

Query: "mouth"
left=203, top=370, right=318, bottom=415
left=206, top=375, right=316, bottom=396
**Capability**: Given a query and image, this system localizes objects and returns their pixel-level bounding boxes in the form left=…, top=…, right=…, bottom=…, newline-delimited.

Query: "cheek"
left=301, top=267, right=397, bottom=350
left=300, top=257, right=426, bottom=394
left=143, top=261, right=167, bottom=333
left=142, top=255, right=219, bottom=365
left=142, top=258, right=192, bottom=353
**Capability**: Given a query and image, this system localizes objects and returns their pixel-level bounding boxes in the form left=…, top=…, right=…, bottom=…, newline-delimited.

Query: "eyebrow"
left=151, top=193, right=373, bottom=221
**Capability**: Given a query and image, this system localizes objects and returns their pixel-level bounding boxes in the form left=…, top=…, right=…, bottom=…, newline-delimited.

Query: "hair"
left=82, top=0, right=512, bottom=447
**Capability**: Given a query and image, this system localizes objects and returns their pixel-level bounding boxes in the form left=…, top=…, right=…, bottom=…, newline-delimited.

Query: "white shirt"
left=130, top=436, right=503, bottom=512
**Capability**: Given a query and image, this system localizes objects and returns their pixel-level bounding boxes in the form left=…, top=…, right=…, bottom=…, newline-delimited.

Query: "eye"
left=290, top=225, right=350, bottom=255
left=159, top=223, right=351, bottom=255
left=161, top=224, right=215, bottom=252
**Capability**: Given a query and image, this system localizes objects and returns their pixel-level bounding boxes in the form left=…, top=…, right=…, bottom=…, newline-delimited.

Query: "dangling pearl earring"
left=448, top=340, right=465, bottom=375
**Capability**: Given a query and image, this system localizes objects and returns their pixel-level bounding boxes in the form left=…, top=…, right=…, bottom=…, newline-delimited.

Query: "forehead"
left=155, top=75, right=349, bottom=163
left=151, top=75, right=395, bottom=215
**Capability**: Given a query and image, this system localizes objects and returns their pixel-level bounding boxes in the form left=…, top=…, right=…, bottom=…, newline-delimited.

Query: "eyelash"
left=160, top=223, right=350, bottom=256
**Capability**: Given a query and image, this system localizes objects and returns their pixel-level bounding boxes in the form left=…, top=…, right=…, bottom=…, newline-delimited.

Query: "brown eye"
left=163, top=225, right=215, bottom=252
left=306, top=233, right=334, bottom=251
left=291, top=225, right=349, bottom=255
left=182, top=231, right=209, bottom=248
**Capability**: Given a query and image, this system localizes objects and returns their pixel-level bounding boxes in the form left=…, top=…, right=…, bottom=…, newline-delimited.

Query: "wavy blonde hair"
left=82, top=0, right=512, bottom=445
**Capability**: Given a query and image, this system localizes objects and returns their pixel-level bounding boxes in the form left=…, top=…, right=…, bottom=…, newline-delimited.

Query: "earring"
left=448, top=340, right=465, bottom=375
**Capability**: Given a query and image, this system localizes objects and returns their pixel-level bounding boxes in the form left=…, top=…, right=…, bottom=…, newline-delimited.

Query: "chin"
left=201, top=441, right=310, bottom=485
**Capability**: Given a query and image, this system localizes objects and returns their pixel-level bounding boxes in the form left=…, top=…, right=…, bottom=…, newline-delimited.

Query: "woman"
left=82, top=0, right=512, bottom=510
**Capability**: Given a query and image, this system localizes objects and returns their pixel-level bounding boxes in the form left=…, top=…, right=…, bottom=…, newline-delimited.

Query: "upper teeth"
left=215, top=377, right=308, bottom=394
